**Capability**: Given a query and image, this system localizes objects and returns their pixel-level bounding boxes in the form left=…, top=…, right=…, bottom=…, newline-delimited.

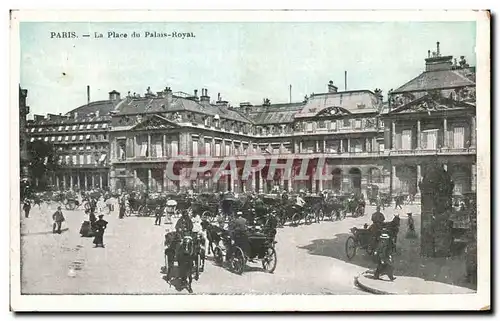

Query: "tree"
left=27, top=140, right=59, bottom=189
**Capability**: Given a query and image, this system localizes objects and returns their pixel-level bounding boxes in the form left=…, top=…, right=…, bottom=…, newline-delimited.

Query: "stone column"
left=311, top=166, right=316, bottom=193
left=251, top=169, right=256, bottom=192
left=70, top=175, right=74, bottom=190
left=99, top=173, right=103, bottom=189
left=443, top=118, right=448, bottom=148
left=347, top=138, right=351, bottom=153
left=56, top=175, right=60, bottom=189
left=471, top=163, right=476, bottom=192
left=315, top=141, right=319, bottom=153
left=391, top=165, right=397, bottom=196
left=416, top=164, right=422, bottom=195
left=318, top=171, right=323, bottom=193
left=392, top=121, right=396, bottom=150
left=471, top=116, right=476, bottom=147
left=299, top=141, right=303, bottom=153
left=280, top=169, right=285, bottom=190
left=163, top=167, right=168, bottom=192
left=323, top=140, right=326, bottom=153
left=417, top=119, right=421, bottom=149
left=77, top=173, right=81, bottom=189
left=134, top=136, right=137, bottom=158
left=340, top=139, right=344, bottom=153
left=147, top=134, right=151, bottom=158
left=63, top=175, right=67, bottom=189
left=162, top=134, right=167, bottom=158
left=91, top=175, right=95, bottom=189
left=148, top=168, right=152, bottom=191
left=84, top=174, right=88, bottom=190
left=257, top=171, right=263, bottom=193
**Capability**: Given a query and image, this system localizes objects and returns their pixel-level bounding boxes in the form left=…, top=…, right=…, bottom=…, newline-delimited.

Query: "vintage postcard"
left=10, top=10, right=490, bottom=311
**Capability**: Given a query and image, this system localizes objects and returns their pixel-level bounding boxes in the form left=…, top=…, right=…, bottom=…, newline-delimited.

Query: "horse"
left=200, top=220, right=226, bottom=255
left=380, top=214, right=401, bottom=252
left=164, top=232, right=196, bottom=293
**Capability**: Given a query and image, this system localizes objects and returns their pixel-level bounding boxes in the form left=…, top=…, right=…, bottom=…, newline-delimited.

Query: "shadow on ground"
left=21, top=227, right=69, bottom=236
left=299, top=214, right=476, bottom=291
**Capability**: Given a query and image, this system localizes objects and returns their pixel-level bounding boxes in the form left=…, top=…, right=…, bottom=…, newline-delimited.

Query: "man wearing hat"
left=52, top=206, right=65, bottom=234
left=373, top=233, right=396, bottom=281
left=229, top=211, right=250, bottom=259
left=93, top=214, right=108, bottom=248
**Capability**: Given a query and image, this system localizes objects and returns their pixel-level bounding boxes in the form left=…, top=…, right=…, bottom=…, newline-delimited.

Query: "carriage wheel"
left=291, top=213, right=301, bottom=227
left=231, top=247, right=246, bottom=275
left=345, top=236, right=357, bottom=260
left=304, top=211, right=314, bottom=225
left=214, top=247, right=223, bottom=265
left=262, top=247, right=277, bottom=273
left=65, top=201, right=76, bottom=210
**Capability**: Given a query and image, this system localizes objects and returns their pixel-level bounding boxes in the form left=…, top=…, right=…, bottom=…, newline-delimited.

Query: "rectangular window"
left=102, top=123, right=108, bottom=129
left=453, top=127, right=465, bottom=148
left=94, top=124, right=99, bottom=129
left=330, top=121, right=337, bottom=131
left=87, top=154, right=92, bottom=164
left=140, top=141, right=148, bottom=157
left=30, top=128, right=35, bottom=133
left=171, top=141, right=178, bottom=157
left=79, top=125, right=84, bottom=130
left=117, top=139, right=126, bottom=160
left=343, top=119, right=351, bottom=128
left=51, top=137, right=56, bottom=142
left=379, top=143, right=385, bottom=152
left=71, top=135, right=76, bottom=141
left=86, top=124, right=91, bottom=130
left=65, top=155, right=70, bottom=164
left=72, top=125, right=77, bottom=130
left=72, top=155, right=77, bottom=165
left=65, top=126, right=70, bottom=131
left=154, top=140, right=163, bottom=158
left=225, top=144, right=231, bottom=156
left=205, top=141, right=211, bottom=156
left=86, top=146, right=91, bottom=150
left=215, top=143, right=221, bottom=156
left=318, top=121, right=326, bottom=128
left=58, top=126, right=63, bottom=131
left=79, top=155, right=84, bottom=165
left=44, top=137, right=49, bottom=142
left=355, top=119, right=362, bottom=129
left=72, top=146, right=77, bottom=151
left=86, top=134, right=91, bottom=140
left=79, top=135, right=84, bottom=141
left=402, top=129, right=412, bottom=150
left=306, top=122, right=313, bottom=132
left=65, top=136, right=69, bottom=141
left=204, top=118, right=210, bottom=126
left=192, top=141, right=198, bottom=157
left=79, top=146, right=84, bottom=150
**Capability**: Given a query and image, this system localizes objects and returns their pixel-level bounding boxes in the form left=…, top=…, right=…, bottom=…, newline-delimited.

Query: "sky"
left=20, top=21, right=476, bottom=117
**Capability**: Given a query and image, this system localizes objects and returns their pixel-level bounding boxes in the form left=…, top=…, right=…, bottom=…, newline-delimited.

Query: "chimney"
left=217, top=93, right=221, bottom=102
left=87, top=85, right=90, bottom=105
left=424, top=41, right=453, bottom=72
left=156, top=91, right=164, bottom=98
left=109, top=90, right=121, bottom=101
left=327, top=80, right=338, bottom=93
left=216, top=100, right=229, bottom=108
left=165, top=87, right=173, bottom=103
left=194, top=89, right=198, bottom=98
left=200, top=88, right=210, bottom=104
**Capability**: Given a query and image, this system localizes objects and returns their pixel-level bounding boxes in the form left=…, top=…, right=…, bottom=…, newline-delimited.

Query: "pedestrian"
left=118, top=194, right=126, bottom=219
left=405, top=213, right=417, bottom=239
left=93, top=214, right=108, bottom=248
left=154, top=206, right=163, bottom=225
left=52, top=206, right=65, bottom=234
left=373, top=234, right=396, bottom=281
left=22, top=198, right=31, bottom=218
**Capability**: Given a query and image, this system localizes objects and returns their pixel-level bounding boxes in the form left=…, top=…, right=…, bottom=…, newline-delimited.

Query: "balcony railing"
left=110, top=150, right=386, bottom=163
left=388, top=147, right=476, bottom=156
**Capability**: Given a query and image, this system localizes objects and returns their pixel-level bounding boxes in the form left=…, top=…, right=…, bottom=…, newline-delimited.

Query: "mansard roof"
left=295, top=90, right=381, bottom=118
left=246, top=103, right=304, bottom=125
left=115, top=96, right=251, bottom=123
left=392, top=68, right=476, bottom=94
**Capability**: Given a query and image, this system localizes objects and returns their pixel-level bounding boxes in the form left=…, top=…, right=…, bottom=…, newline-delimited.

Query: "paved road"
left=20, top=202, right=420, bottom=294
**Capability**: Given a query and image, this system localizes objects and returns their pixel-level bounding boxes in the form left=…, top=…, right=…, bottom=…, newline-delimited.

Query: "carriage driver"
left=229, top=212, right=251, bottom=261
left=369, top=205, right=386, bottom=248
left=295, top=191, right=306, bottom=208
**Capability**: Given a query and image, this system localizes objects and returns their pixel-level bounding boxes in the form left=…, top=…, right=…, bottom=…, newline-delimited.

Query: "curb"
left=354, top=273, right=393, bottom=295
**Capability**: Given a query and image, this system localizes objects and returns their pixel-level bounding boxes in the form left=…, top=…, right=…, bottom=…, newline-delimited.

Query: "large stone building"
left=107, top=84, right=387, bottom=196
left=19, top=86, right=30, bottom=180
left=26, top=41, right=476, bottom=197
left=26, top=89, right=119, bottom=190
left=382, top=42, right=476, bottom=197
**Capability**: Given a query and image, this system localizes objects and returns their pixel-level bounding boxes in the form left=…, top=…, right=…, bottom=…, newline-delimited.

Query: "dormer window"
left=214, top=114, right=220, bottom=128
left=204, top=117, right=210, bottom=127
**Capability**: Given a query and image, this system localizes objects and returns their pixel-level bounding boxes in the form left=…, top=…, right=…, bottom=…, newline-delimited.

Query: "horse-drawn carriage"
left=342, top=193, right=366, bottom=218
left=345, top=215, right=400, bottom=260
left=191, top=193, right=219, bottom=222
left=321, top=195, right=344, bottom=221
left=213, top=226, right=277, bottom=275
left=136, top=193, right=167, bottom=217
